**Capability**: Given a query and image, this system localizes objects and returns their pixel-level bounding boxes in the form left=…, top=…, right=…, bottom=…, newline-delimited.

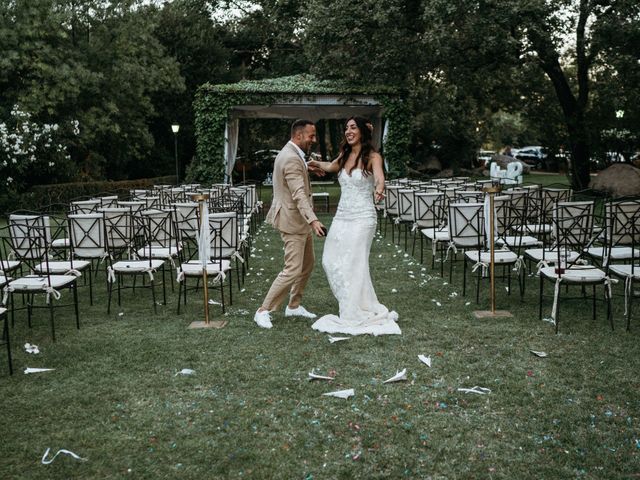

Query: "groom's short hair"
left=291, top=119, right=315, bottom=137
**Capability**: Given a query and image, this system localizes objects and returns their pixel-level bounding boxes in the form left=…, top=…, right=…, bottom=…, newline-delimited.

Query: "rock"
left=590, top=163, right=640, bottom=198
left=433, top=168, right=454, bottom=178
left=492, top=154, right=531, bottom=174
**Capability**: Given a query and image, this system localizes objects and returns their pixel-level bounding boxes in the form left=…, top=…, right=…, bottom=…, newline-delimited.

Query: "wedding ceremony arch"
left=192, top=75, right=410, bottom=183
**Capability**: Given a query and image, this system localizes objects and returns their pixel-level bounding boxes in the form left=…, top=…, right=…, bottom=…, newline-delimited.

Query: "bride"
left=307, top=117, right=400, bottom=336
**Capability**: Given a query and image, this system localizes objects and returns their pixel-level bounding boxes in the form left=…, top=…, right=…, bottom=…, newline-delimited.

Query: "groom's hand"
left=308, top=164, right=325, bottom=177
left=311, top=220, right=326, bottom=237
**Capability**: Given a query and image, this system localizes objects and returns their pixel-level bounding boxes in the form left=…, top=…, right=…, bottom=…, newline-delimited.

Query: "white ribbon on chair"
left=444, top=241, right=458, bottom=262
left=2, top=286, right=13, bottom=306
left=107, top=266, right=116, bottom=284
left=624, top=275, right=633, bottom=317
left=231, top=250, right=245, bottom=263
left=176, top=267, right=185, bottom=283
left=44, top=285, right=61, bottom=304
left=513, top=255, right=526, bottom=274
left=394, top=217, right=401, bottom=225
left=411, top=222, right=419, bottom=232
left=471, top=261, right=489, bottom=277
left=65, top=269, right=82, bottom=277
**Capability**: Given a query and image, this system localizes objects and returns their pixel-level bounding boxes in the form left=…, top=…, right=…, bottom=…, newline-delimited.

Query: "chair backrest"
left=552, top=200, right=594, bottom=266
left=99, top=196, right=119, bottom=208
left=448, top=202, right=484, bottom=249
left=116, top=201, right=146, bottom=215
left=70, top=199, right=100, bottom=214
left=8, top=214, right=50, bottom=261
left=603, top=199, right=640, bottom=247
left=541, top=187, right=573, bottom=223
left=103, top=207, right=136, bottom=258
left=173, top=202, right=200, bottom=243
left=455, top=190, right=484, bottom=203
left=398, top=189, right=415, bottom=222
left=68, top=213, right=106, bottom=259
left=138, top=209, right=174, bottom=249
left=414, top=192, right=444, bottom=229
left=208, top=211, right=238, bottom=257
left=385, top=185, right=401, bottom=215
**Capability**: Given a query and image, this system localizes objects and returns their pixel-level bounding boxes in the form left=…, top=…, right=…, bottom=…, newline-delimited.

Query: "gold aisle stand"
left=474, top=184, right=513, bottom=319
left=188, top=193, right=228, bottom=329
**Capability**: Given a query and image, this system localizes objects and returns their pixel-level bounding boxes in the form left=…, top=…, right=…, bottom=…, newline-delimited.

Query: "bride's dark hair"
left=337, top=116, right=376, bottom=175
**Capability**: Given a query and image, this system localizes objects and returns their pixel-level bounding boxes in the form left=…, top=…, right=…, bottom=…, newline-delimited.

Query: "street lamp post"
left=171, top=124, right=180, bottom=184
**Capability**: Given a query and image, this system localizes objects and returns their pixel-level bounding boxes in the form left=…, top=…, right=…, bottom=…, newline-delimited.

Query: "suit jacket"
left=266, top=142, right=318, bottom=234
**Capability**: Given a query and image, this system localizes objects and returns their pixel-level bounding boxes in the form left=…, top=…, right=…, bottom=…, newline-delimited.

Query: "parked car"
left=476, top=149, right=495, bottom=167
left=513, top=146, right=547, bottom=169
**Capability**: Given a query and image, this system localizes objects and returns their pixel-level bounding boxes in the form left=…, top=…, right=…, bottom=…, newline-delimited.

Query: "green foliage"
left=191, top=75, right=408, bottom=182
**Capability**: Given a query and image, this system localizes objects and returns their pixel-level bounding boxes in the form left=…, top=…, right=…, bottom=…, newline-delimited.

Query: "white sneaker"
left=254, top=309, right=273, bottom=329
left=285, top=305, right=317, bottom=319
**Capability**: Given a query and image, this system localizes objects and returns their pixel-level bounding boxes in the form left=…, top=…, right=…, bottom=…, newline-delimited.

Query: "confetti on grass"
left=308, top=370, right=335, bottom=381
left=175, top=369, right=195, bottom=376
left=24, top=343, right=40, bottom=354
left=383, top=369, right=407, bottom=384
left=418, top=355, right=432, bottom=367
left=41, top=448, right=87, bottom=464
left=328, top=336, right=350, bottom=343
left=530, top=350, right=548, bottom=358
left=322, top=389, right=354, bottom=399
left=458, top=386, right=491, bottom=395
left=24, top=368, right=54, bottom=374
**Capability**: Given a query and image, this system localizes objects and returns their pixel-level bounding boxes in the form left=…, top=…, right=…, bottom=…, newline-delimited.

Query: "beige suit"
left=262, top=142, right=318, bottom=311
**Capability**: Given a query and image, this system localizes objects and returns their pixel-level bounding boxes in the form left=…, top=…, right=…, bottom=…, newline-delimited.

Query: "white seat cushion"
left=0, top=260, right=21, bottom=273
left=136, top=246, right=181, bottom=259
left=517, top=224, right=552, bottom=234
left=421, top=228, right=449, bottom=241
left=34, top=261, right=91, bottom=274
left=0, top=275, right=7, bottom=288
left=180, top=260, right=231, bottom=276
left=584, top=246, right=640, bottom=261
left=525, top=248, right=580, bottom=264
left=497, top=235, right=540, bottom=248
left=9, top=274, right=76, bottom=291
left=0, top=307, right=6, bottom=315
left=609, top=264, right=640, bottom=280
left=51, top=238, right=70, bottom=248
left=539, top=265, right=607, bottom=283
left=112, top=260, right=165, bottom=273
left=465, top=250, right=519, bottom=264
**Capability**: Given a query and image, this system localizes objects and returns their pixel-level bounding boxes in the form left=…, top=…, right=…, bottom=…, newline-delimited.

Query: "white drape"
left=224, top=118, right=239, bottom=185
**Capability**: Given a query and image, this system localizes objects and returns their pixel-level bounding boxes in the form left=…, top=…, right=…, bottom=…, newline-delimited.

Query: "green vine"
left=191, top=75, right=408, bottom=182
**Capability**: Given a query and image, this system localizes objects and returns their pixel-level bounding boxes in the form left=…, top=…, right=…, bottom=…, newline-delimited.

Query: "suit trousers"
left=261, top=231, right=314, bottom=311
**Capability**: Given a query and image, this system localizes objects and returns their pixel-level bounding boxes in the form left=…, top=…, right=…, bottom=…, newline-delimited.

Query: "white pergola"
left=223, top=94, right=387, bottom=183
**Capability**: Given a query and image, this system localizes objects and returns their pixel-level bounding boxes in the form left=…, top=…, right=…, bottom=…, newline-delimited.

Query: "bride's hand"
left=374, top=190, right=386, bottom=203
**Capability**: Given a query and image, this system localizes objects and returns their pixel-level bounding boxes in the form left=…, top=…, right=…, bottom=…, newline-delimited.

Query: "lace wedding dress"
left=311, top=169, right=401, bottom=336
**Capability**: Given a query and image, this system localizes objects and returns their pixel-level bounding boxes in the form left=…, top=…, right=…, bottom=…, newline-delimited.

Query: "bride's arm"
left=308, top=157, right=341, bottom=173
left=370, top=152, right=386, bottom=202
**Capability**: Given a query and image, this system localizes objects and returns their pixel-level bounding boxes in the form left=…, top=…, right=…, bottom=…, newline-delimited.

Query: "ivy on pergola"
left=191, top=74, right=410, bottom=183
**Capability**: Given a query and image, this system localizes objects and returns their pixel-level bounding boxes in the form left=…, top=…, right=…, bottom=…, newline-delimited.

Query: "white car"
left=513, top=146, right=547, bottom=169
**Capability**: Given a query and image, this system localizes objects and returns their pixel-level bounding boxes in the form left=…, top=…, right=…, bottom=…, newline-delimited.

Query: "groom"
left=254, top=119, right=326, bottom=329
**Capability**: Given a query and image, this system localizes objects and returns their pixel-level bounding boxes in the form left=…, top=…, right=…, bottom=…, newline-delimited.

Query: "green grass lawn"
left=3, top=174, right=639, bottom=479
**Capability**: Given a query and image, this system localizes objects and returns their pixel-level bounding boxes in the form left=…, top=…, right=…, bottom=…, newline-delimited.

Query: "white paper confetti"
left=24, top=343, right=40, bottom=354
left=41, top=448, right=87, bottom=465
left=322, top=388, right=354, bottom=399
left=418, top=355, right=432, bottom=367
left=175, top=369, right=195, bottom=376
left=391, top=288, right=398, bottom=293
left=308, top=370, right=335, bottom=381
left=530, top=350, right=548, bottom=358
left=458, top=386, right=491, bottom=395
left=24, top=368, right=55, bottom=374
left=383, top=368, right=407, bottom=384
left=328, top=336, right=350, bottom=343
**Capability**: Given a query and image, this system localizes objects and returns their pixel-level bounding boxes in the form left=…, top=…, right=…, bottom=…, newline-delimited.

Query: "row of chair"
left=379, top=178, right=640, bottom=333
left=0, top=183, right=262, bottom=374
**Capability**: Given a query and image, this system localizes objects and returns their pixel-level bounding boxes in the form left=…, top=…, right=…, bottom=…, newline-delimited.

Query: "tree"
left=422, top=0, right=640, bottom=189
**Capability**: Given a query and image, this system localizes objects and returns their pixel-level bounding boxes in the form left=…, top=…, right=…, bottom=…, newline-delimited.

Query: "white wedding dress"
left=311, top=169, right=401, bottom=336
